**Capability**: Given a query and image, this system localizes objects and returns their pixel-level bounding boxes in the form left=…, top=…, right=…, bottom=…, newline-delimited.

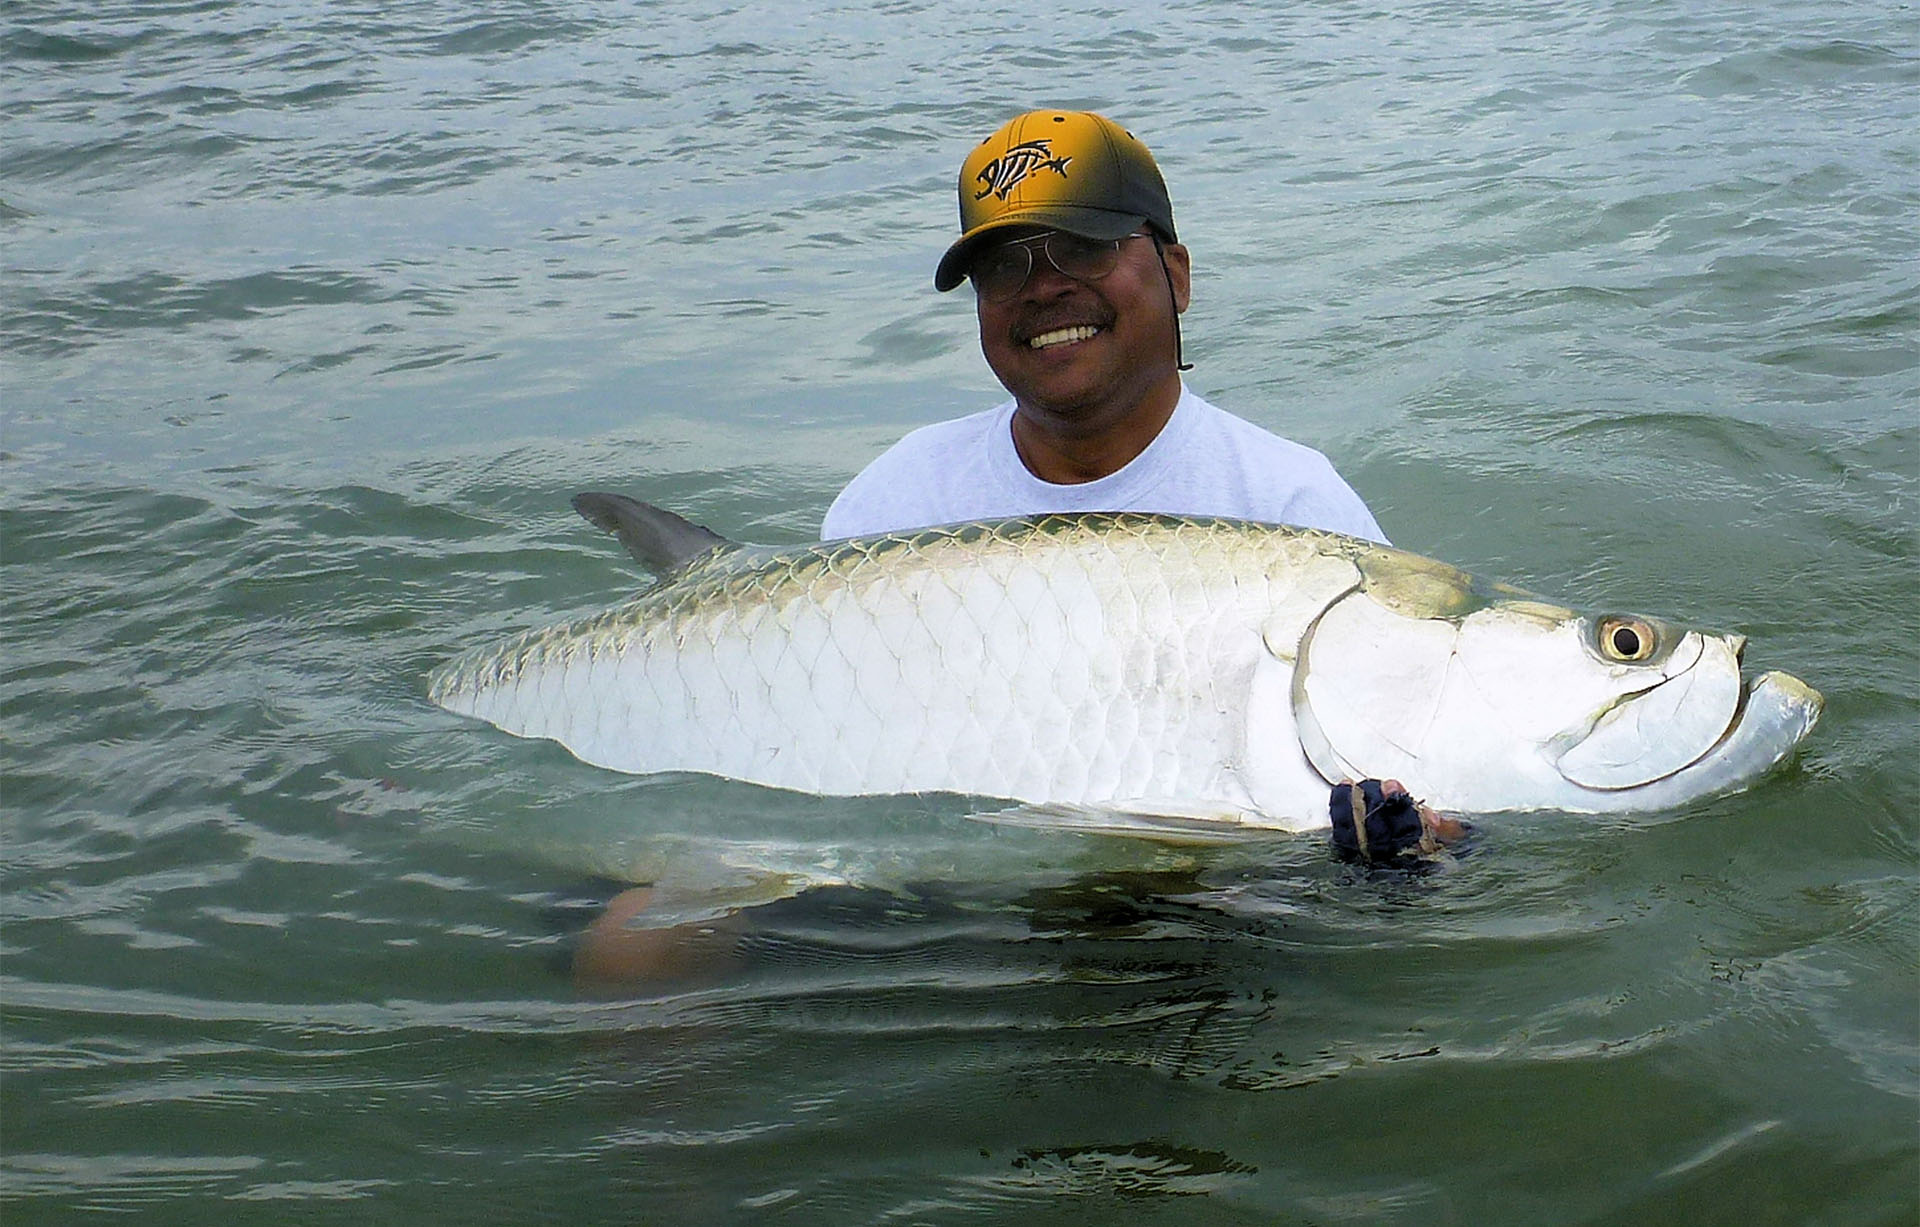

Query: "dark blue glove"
left=1329, top=779, right=1433, bottom=862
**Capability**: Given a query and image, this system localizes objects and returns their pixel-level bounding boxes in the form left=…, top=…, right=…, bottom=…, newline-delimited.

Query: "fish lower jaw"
left=1027, top=325, right=1101, bottom=350
left=1531, top=670, right=1823, bottom=813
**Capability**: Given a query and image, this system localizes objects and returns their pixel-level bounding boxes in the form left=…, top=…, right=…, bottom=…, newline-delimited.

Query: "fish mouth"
left=1549, top=664, right=1822, bottom=798
left=1599, top=670, right=1822, bottom=803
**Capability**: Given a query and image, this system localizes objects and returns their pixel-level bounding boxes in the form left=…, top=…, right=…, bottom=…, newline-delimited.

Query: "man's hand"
left=1329, top=779, right=1471, bottom=862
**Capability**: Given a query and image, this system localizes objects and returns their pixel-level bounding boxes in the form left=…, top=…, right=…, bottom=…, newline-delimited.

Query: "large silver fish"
left=429, top=496, right=1821, bottom=834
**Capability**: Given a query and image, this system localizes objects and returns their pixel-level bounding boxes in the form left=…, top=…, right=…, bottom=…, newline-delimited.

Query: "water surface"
left=4, top=1, right=1915, bottom=1222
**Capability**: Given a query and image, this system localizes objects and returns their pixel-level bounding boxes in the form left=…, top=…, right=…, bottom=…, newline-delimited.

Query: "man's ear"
left=1162, top=242, right=1192, bottom=313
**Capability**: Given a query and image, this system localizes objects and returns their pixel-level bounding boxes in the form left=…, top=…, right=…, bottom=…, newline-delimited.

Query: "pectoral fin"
left=970, top=800, right=1286, bottom=845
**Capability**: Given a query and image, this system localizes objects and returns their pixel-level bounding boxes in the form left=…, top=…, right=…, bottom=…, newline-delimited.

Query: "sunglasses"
left=968, top=230, right=1153, bottom=302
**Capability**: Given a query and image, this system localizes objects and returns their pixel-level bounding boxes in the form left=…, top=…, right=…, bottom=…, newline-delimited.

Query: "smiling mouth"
left=1027, top=324, right=1101, bottom=350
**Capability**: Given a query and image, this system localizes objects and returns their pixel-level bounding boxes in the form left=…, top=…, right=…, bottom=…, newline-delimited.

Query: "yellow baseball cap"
left=933, top=110, right=1177, bottom=292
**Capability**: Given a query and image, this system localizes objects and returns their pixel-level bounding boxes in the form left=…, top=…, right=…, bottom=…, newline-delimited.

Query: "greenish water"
left=3, top=1, right=1915, bottom=1223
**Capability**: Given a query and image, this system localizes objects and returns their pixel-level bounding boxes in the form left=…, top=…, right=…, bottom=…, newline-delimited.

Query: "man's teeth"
left=1027, top=325, right=1100, bottom=350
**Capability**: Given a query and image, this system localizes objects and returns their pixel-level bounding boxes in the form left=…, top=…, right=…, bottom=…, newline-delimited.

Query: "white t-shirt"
left=822, top=386, right=1387, bottom=543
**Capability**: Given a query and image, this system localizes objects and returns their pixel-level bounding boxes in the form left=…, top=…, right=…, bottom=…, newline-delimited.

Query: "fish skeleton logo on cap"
left=973, top=140, right=1071, bottom=201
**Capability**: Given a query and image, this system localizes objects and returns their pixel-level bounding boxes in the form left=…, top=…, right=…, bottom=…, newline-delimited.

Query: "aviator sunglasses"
left=968, top=230, right=1154, bottom=302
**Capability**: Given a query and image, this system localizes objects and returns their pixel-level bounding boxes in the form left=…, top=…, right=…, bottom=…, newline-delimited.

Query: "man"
left=823, top=108, right=1386, bottom=545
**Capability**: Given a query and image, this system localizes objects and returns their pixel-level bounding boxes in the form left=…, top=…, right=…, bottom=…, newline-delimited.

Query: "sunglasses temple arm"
left=1152, top=234, right=1192, bottom=372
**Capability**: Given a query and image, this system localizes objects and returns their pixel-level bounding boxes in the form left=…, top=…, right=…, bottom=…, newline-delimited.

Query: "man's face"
left=971, top=227, right=1191, bottom=431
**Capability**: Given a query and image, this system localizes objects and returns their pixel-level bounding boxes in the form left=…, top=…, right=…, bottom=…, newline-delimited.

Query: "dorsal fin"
left=571, top=492, right=731, bottom=573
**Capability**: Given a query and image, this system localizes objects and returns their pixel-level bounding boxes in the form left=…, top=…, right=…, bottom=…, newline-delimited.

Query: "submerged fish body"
left=429, top=507, right=1821, bottom=832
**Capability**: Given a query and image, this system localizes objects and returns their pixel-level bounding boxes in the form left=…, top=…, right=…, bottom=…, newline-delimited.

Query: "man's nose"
left=1020, top=255, right=1080, bottom=297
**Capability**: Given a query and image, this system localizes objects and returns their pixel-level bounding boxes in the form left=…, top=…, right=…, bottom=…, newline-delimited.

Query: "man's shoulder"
left=1178, top=391, right=1339, bottom=469
left=834, top=404, right=1009, bottom=488
left=821, top=402, right=1011, bottom=538
left=1169, top=389, right=1387, bottom=543
left=871, top=402, right=1006, bottom=458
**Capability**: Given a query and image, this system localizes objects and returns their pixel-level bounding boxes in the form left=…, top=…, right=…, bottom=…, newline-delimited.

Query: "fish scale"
left=435, top=516, right=1285, bottom=810
left=430, top=510, right=1821, bottom=829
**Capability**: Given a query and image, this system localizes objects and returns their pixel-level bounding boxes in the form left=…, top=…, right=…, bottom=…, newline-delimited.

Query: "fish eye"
left=1596, top=615, right=1657, bottom=662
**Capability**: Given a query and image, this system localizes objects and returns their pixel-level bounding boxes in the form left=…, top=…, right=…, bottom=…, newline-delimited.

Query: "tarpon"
left=428, top=495, right=1821, bottom=835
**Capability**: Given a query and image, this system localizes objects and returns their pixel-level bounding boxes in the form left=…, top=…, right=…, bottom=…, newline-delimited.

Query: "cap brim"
left=933, top=207, right=1147, bottom=292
